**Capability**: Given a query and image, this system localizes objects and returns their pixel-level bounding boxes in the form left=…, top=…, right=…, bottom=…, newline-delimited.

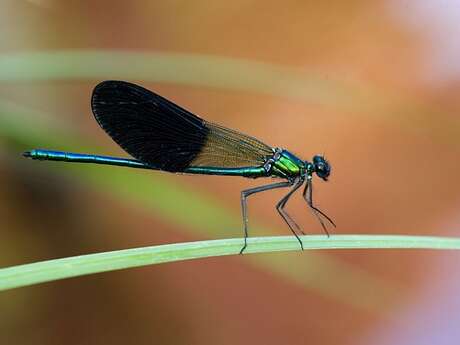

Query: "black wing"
left=91, top=81, right=274, bottom=172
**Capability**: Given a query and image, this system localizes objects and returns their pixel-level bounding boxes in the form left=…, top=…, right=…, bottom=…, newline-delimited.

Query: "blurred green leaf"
left=0, top=50, right=380, bottom=110
left=2, top=50, right=459, bottom=144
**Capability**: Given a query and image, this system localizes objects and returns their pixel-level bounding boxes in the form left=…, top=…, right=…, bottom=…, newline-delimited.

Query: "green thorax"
left=270, top=149, right=306, bottom=179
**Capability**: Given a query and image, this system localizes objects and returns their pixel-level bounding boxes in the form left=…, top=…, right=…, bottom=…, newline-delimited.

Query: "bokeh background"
left=2, top=1, right=460, bottom=344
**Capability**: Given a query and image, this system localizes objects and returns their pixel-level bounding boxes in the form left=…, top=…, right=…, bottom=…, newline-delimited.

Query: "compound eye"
left=312, top=155, right=331, bottom=180
left=317, top=163, right=331, bottom=181
left=317, top=164, right=327, bottom=176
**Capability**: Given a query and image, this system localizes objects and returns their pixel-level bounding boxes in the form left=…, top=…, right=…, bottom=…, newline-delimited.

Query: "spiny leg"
left=277, top=189, right=305, bottom=235
left=275, top=178, right=305, bottom=250
left=240, top=181, right=293, bottom=254
left=305, top=178, right=336, bottom=228
left=303, top=177, right=336, bottom=237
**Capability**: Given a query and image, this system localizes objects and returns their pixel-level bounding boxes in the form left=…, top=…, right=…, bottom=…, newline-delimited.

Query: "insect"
left=23, top=80, right=335, bottom=253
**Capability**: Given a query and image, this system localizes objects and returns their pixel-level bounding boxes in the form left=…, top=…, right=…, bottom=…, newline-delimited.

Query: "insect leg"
left=277, top=190, right=304, bottom=235
left=302, top=177, right=336, bottom=236
left=240, top=181, right=292, bottom=254
left=275, top=178, right=305, bottom=249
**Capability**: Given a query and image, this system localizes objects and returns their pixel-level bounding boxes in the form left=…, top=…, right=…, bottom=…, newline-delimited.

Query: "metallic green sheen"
left=271, top=150, right=305, bottom=178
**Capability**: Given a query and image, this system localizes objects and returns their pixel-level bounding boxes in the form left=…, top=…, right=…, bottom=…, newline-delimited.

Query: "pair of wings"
left=91, top=80, right=274, bottom=172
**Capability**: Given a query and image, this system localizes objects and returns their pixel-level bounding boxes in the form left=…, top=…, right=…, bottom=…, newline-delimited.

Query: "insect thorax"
left=264, top=148, right=306, bottom=179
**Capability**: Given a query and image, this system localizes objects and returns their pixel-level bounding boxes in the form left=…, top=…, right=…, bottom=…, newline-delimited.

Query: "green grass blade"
left=1, top=235, right=459, bottom=292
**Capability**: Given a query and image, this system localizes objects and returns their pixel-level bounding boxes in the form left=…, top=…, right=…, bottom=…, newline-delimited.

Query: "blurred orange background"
left=2, top=1, right=460, bottom=344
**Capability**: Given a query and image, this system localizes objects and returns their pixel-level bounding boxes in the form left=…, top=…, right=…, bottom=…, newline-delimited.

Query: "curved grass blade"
left=1, top=235, right=460, bottom=292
